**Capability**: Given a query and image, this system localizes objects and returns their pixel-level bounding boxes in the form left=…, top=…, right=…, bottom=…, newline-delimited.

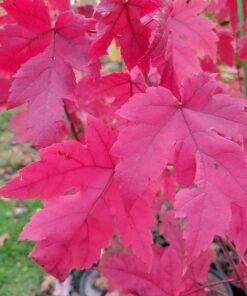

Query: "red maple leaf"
left=148, top=0, right=217, bottom=95
left=3, top=4, right=96, bottom=147
left=0, top=115, right=155, bottom=270
left=101, top=212, right=214, bottom=296
left=112, top=72, right=247, bottom=260
left=0, top=0, right=52, bottom=73
left=90, top=0, right=158, bottom=71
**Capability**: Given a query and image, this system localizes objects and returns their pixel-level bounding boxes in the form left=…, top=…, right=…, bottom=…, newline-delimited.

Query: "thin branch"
left=64, top=103, right=80, bottom=141
left=143, top=73, right=152, bottom=87
left=226, top=236, right=247, bottom=267
left=182, top=277, right=241, bottom=296
left=218, top=236, right=247, bottom=293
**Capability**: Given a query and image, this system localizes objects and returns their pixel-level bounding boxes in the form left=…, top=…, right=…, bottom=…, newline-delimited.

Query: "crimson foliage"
left=0, top=0, right=247, bottom=294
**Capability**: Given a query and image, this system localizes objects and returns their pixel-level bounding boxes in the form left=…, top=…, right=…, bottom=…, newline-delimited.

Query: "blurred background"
left=0, top=109, right=48, bottom=296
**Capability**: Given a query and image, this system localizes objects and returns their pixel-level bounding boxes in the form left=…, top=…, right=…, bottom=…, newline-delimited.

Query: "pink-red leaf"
left=9, top=45, right=76, bottom=147
left=90, top=71, right=146, bottom=115
left=175, top=134, right=247, bottom=262
left=113, top=73, right=247, bottom=260
left=170, top=0, right=218, bottom=61
left=1, top=116, right=155, bottom=269
left=148, top=0, right=217, bottom=94
left=7, top=11, right=96, bottom=147
left=101, top=247, right=184, bottom=296
left=1, top=0, right=51, bottom=32
left=0, top=116, right=116, bottom=200
left=113, top=73, right=247, bottom=197
left=20, top=191, right=114, bottom=280
left=90, top=0, right=158, bottom=70
left=0, top=17, right=51, bottom=73
left=54, top=12, right=96, bottom=70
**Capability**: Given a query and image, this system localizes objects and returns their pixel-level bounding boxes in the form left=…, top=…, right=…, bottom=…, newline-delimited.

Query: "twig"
left=226, top=237, right=247, bottom=267
left=182, top=277, right=242, bottom=296
left=64, top=103, right=80, bottom=141
left=143, top=73, right=152, bottom=87
left=218, top=236, right=247, bottom=293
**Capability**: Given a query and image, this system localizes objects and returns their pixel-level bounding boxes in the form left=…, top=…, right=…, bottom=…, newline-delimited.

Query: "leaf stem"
left=237, top=0, right=247, bottom=96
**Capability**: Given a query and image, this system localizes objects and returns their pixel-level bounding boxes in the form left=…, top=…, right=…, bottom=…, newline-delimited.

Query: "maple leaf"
left=74, top=75, right=104, bottom=118
left=0, top=116, right=116, bottom=200
left=20, top=191, right=114, bottom=280
left=111, top=188, right=155, bottom=267
left=160, top=211, right=215, bottom=293
left=2, top=116, right=117, bottom=279
left=0, top=115, right=155, bottom=266
left=90, top=70, right=146, bottom=115
left=0, top=0, right=246, bottom=286
left=7, top=11, right=96, bottom=147
left=1, top=0, right=51, bottom=33
left=101, top=246, right=184, bottom=296
left=90, top=0, right=158, bottom=71
left=170, top=0, right=218, bottom=61
left=148, top=0, right=217, bottom=95
left=157, top=36, right=201, bottom=97
left=113, top=72, right=247, bottom=195
left=74, top=70, right=146, bottom=121
left=54, top=12, right=96, bottom=71
left=175, top=133, right=247, bottom=261
left=160, top=211, right=185, bottom=261
left=101, top=213, right=214, bottom=296
left=0, top=0, right=52, bottom=73
left=112, top=73, right=247, bottom=259
left=9, top=45, right=76, bottom=147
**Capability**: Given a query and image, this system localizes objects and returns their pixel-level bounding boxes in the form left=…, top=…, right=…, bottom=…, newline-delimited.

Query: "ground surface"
left=0, top=110, right=51, bottom=296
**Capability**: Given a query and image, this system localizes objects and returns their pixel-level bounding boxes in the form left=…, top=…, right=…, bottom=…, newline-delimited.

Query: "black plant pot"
left=76, top=267, right=245, bottom=296
left=79, top=269, right=106, bottom=296
left=208, top=267, right=234, bottom=296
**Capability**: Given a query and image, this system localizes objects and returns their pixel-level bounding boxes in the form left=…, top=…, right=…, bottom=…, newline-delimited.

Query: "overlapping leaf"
left=20, top=190, right=114, bottom=280
left=0, top=0, right=52, bottom=73
left=0, top=116, right=155, bottom=270
left=90, top=0, right=158, bottom=70
left=101, top=212, right=213, bottom=296
left=148, top=0, right=217, bottom=95
left=0, top=0, right=97, bottom=147
left=113, top=72, right=247, bottom=259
